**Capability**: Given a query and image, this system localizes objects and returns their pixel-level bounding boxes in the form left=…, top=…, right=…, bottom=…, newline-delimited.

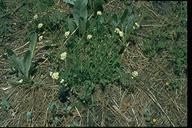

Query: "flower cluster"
left=133, top=22, right=140, bottom=30
left=38, top=35, right=43, bottom=42
left=65, top=31, right=70, bottom=38
left=87, top=34, right=93, bottom=40
left=97, top=11, right=102, bottom=16
left=38, top=23, right=43, bottom=29
left=33, top=14, right=38, bottom=20
left=114, top=28, right=124, bottom=37
left=131, top=71, right=138, bottom=79
left=50, top=72, right=59, bottom=80
left=60, top=52, right=67, bottom=60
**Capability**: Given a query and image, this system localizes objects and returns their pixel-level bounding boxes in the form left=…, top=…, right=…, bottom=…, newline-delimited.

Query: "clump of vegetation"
left=0, top=0, right=187, bottom=127
left=53, top=0, right=138, bottom=104
left=5, top=32, right=37, bottom=85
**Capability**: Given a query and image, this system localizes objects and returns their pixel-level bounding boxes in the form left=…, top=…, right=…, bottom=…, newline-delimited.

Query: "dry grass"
left=0, top=42, right=187, bottom=126
left=0, top=0, right=187, bottom=127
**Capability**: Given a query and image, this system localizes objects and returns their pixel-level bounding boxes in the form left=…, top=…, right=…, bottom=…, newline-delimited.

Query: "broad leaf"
left=111, top=14, right=118, bottom=26
left=73, top=0, right=88, bottom=34
left=6, top=49, right=24, bottom=75
left=23, top=50, right=32, bottom=78
left=124, top=15, right=136, bottom=33
left=68, top=18, right=77, bottom=32
left=0, top=97, right=10, bottom=112
left=79, top=17, right=87, bottom=35
left=23, top=32, right=37, bottom=78
left=120, top=8, right=128, bottom=25
left=29, top=32, right=37, bottom=56
left=94, top=0, right=104, bottom=12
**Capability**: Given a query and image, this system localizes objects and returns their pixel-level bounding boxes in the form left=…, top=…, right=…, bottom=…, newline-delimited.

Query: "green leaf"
left=0, top=97, right=10, bottom=112
left=79, top=18, right=87, bottom=35
left=94, top=0, right=104, bottom=12
left=26, top=111, right=33, bottom=121
left=0, top=0, right=6, bottom=10
left=23, top=50, right=32, bottom=78
left=48, top=102, right=57, bottom=112
left=124, top=15, right=136, bottom=33
left=29, top=32, right=37, bottom=56
left=120, top=8, right=128, bottom=25
left=111, top=14, right=118, bottom=26
left=22, top=32, right=37, bottom=79
left=68, top=18, right=76, bottom=32
left=6, top=49, right=24, bottom=75
left=8, top=79, right=23, bottom=86
left=73, top=0, right=88, bottom=34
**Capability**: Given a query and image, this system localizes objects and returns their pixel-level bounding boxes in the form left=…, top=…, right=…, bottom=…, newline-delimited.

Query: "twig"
left=131, top=93, right=139, bottom=126
left=13, top=42, right=29, bottom=51
left=101, top=110, right=105, bottom=126
left=0, top=2, right=25, bottom=18
left=141, top=24, right=166, bottom=27
left=75, top=106, right=82, bottom=125
left=43, top=93, right=48, bottom=127
left=89, top=110, right=101, bottom=126
left=111, top=104, right=131, bottom=122
left=136, top=86, right=175, bottom=127
left=105, top=0, right=116, bottom=6
left=86, top=109, right=89, bottom=126
left=142, top=3, right=161, bottom=19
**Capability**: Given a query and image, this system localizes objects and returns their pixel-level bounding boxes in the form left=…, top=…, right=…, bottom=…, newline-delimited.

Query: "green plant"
left=0, top=97, right=10, bottom=112
left=5, top=32, right=37, bottom=85
left=65, top=0, right=88, bottom=35
left=166, top=80, right=182, bottom=92
left=58, top=4, right=134, bottom=105
left=170, top=46, right=187, bottom=76
left=26, top=111, right=33, bottom=124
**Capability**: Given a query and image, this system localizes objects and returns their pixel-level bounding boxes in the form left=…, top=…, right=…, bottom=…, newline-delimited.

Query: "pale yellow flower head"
left=60, top=52, right=67, bottom=60
left=50, top=72, right=59, bottom=80
left=33, top=14, right=38, bottom=20
left=165, top=82, right=169, bottom=86
left=114, top=28, right=124, bottom=37
left=49, top=71, right=53, bottom=76
left=38, top=23, right=43, bottom=29
left=114, top=28, right=120, bottom=33
left=60, top=79, right=64, bottom=84
left=152, top=118, right=157, bottom=123
left=118, top=31, right=124, bottom=37
left=18, top=79, right=23, bottom=83
left=38, top=35, right=43, bottom=41
left=87, top=34, right=93, bottom=40
left=135, top=22, right=140, bottom=28
left=97, top=11, right=102, bottom=16
left=131, top=71, right=138, bottom=78
left=65, top=31, right=70, bottom=38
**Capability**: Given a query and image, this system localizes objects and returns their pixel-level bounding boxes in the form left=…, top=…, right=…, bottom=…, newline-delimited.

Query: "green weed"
left=57, top=0, right=136, bottom=104
left=5, top=32, right=37, bottom=85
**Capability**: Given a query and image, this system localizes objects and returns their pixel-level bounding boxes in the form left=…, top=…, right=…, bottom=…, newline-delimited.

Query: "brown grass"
left=0, top=0, right=187, bottom=127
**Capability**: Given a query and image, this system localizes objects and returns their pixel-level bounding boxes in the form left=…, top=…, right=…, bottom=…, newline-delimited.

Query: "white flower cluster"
left=131, top=71, right=138, bottom=79
left=60, top=52, right=67, bottom=60
left=114, top=28, right=124, bottom=37
left=87, top=34, right=93, bottom=40
left=97, top=11, right=102, bottom=16
left=133, top=22, right=140, bottom=30
left=65, top=31, right=70, bottom=38
left=33, top=14, right=38, bottom=20
left=38, top=23, right=43, bottom=29
left=50, top=72, right=59, bottom=80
